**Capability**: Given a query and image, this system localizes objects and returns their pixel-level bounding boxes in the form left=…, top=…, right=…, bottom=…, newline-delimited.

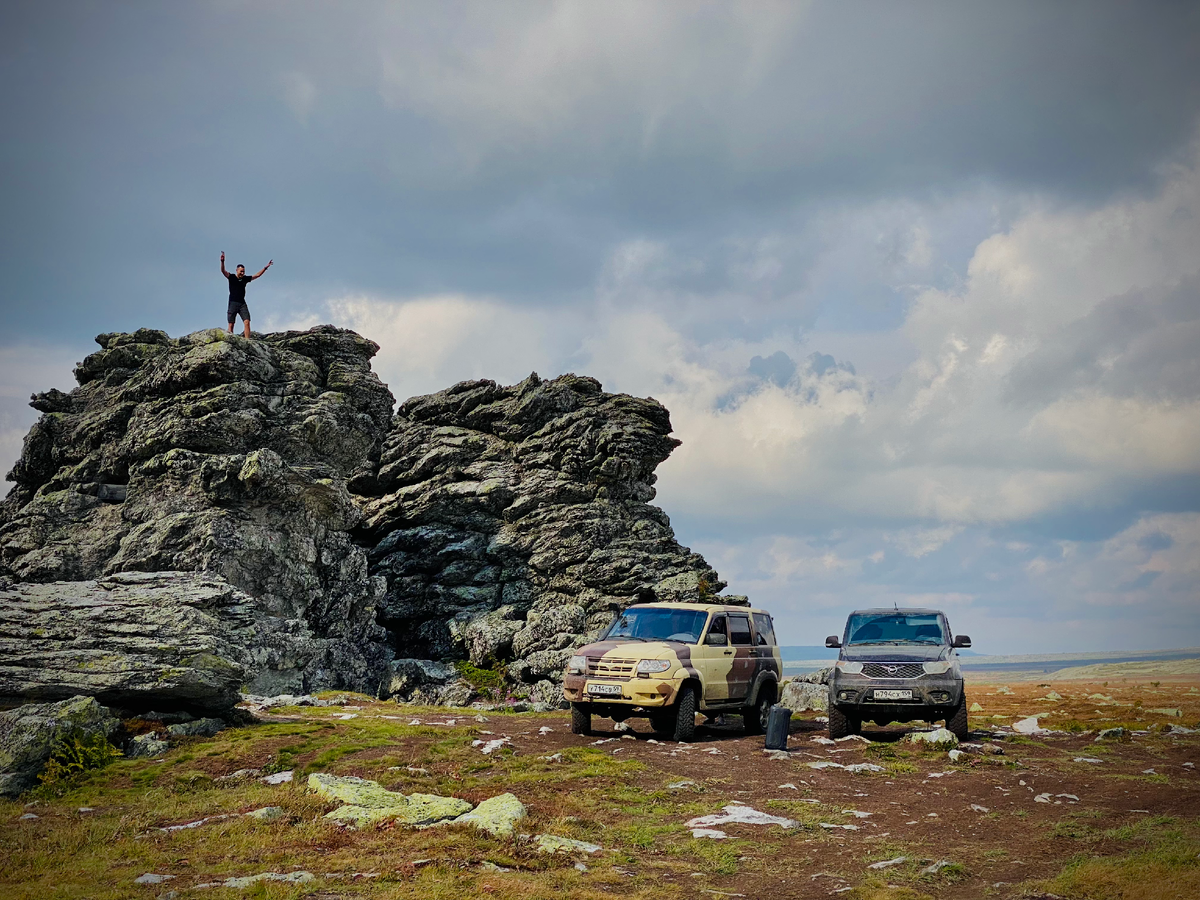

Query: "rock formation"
left=357, top=372, right=727, bottom=702
left=0, top=326, right=731, bottom=711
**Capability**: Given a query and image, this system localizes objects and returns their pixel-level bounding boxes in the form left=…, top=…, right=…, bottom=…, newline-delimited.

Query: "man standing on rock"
left=220, top=251, right=272, bottom=338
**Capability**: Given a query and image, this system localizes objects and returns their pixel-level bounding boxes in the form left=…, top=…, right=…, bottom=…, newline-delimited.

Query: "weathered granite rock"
left=905, top=727, right=959, bottom=749
left=780, top=680, right=829, bottom=712
left=0, top=572, right=253, bottom=712
left=452, top=792, right=526, bottom=836
left=534, top=834, right=602, bottom=854
left=0, top=327, right=393, bottom=697
left=127, top=732, right=170, bottom=758
left=0, top=328, right=732, bottom=705
left=166, top=717, right=227, bottom=738
left=308, top=772, right=471, bottom=828
left=0, top=695, right=119, bottom=796
left=357, top=373, right=728, bottom=693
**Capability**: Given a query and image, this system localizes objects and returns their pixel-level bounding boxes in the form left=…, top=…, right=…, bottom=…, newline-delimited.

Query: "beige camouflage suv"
left=562, top=602, right=782, bottom=742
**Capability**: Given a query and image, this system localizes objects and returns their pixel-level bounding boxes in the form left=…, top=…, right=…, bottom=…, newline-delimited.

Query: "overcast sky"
left=3, top=1, right=1199, bottom=653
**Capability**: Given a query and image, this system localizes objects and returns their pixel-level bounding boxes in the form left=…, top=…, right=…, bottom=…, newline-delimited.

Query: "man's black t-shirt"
left=227, top=273, right=253, bottom=302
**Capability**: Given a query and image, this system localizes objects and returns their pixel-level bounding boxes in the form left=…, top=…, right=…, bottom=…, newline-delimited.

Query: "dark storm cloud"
left=1, top=1, right=1198, bottom=346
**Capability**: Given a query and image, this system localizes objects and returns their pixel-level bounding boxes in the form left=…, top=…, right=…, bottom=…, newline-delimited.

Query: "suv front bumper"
left=562, top=672, right=680, bottom=708
left=829, top=671, right=963, bottom=715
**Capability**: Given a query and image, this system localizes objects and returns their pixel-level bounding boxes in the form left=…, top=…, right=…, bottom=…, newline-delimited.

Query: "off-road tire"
left=947, top=695, right=969, bottom=741
left=571, top=702, right=592, bottom=736
left=828, top=704, right=857, bottom=739
left=672, top=685, right=698, bottom=743
left=743, top=684, right=775, bottom=735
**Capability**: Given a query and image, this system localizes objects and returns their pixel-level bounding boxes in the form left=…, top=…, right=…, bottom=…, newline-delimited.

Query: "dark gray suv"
left=825, top=608, right=971, bottom=740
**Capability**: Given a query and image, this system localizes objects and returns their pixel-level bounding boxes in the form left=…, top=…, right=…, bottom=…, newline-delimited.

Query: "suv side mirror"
left=825, top=635, right=841, bottom=649
left=706, top=633, right=728, bottom=647
left=953, top=635, right=972, bottom=648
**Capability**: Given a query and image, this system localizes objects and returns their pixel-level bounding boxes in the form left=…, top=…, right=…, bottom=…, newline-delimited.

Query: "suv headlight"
left=636, top=659, right=671, bottom=675
left=567, top=655, right=587, bottom=675
left=922, top=661, right=952, bottom=675
left=835, top=661, right=863, bottom=674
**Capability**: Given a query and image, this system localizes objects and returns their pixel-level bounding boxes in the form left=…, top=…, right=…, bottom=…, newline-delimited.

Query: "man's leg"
left=243, top=319, right=252, bottom=339
left=227, top=321, right=234, bottom=333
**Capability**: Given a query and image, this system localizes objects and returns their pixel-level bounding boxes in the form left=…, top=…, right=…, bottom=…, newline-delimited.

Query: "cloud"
left=278, top=71, right=317, bottom=124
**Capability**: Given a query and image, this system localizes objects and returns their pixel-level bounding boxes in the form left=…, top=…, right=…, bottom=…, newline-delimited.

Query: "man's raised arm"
left=253, top=259, right=274, bottom=279
left=220, top=251, right=229, bottom=277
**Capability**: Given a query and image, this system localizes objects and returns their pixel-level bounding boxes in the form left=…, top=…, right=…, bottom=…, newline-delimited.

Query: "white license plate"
left=587, top=683, right=624, bottom=696
left=874, top=689, right=913, bottom=700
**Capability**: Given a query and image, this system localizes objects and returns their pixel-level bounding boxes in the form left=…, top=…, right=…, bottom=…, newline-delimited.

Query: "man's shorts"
left=227, top=301, right=251, bottom=324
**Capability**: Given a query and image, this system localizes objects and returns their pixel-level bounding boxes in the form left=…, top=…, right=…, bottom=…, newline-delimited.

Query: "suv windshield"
left=603, top=607, right=709, bottom=644
left=845, top=613, right=946, bottom=645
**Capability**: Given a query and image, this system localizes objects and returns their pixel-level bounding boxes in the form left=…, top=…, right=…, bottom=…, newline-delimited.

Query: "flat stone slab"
left=535, top=834, right=602, bottom=854
left=308, top=773, right=471, bottom=828
left=452, top=792, right=526, bottom=836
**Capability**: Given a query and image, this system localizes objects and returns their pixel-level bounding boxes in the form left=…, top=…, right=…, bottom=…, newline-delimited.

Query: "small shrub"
left=36, top=729, right=122, bottom=792
left=455, top=660, right=507, bottom=695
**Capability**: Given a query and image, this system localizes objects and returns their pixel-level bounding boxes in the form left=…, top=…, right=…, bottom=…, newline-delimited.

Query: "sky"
left=2, top=1, right=1199, bottom=654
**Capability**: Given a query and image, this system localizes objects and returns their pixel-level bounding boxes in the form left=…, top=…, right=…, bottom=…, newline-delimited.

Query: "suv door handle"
left=723, top=650, right=733, bottom=655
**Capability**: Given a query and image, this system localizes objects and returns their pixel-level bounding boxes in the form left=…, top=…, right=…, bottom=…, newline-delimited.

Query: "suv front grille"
left=587, top=657, right=636, bottom=678
left=862, top=663, right=925, bottom=679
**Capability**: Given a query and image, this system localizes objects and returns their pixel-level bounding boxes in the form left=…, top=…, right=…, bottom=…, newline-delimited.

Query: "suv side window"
left=729, top=615, right=752, bottom=646
left=707, top=615, right=727, bottom=639
left=752, top=613, right=775, bottom=646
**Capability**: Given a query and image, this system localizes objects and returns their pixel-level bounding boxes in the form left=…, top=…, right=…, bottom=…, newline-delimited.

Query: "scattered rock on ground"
left=451, top=793, right=526, bottom=837
left=686, top=804, right=797, bottom=829
left=126, top=732, right=170, bottom=759
left=245, top=806, right=285, bottom=821
left=905, top=728, right=959, bottom=749
left=1095, top=726, right=1128, bottom=742
left=166, top=717, right=226, bottom=738
left=308, top=772, right=471, bottom=828
left=535, top=834, right=602, bottom=854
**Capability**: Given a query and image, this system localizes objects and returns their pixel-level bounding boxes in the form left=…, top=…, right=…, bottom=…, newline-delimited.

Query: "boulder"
left=452, top=792, right=527, bottom=836
left=904, top=727, right=959, bottom=749
left=166, top=717, right=227, bottom=738
left=0, top=572, right=253, bottom=713
left=780, top=680, right=829, bottom=712
left=0, top=695, right=119, bottom=796
left=307, top=772, right=471, bottom=828
left=127, top=732, right=170, bottom=758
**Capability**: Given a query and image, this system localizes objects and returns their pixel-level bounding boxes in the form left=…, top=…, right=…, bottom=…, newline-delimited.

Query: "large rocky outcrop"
left=0, top=326, right=732, bottom=709
left=356, top=373, right=727, bottom=694
left=0, top=327, right=394, bottom=701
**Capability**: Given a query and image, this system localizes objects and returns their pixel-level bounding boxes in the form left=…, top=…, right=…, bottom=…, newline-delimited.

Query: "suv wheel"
left=672, top=684, right=698, bottom=742
left=828, top=704, right=859, bottom=739
left=946, top=695, right=969, bottom=741
left=743, top=684, right=775, bottom=735
left=571, top=702, right=592, bottom=736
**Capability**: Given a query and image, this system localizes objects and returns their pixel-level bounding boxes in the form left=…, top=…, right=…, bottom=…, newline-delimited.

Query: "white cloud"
left=279, top=71, right=317, bottom=124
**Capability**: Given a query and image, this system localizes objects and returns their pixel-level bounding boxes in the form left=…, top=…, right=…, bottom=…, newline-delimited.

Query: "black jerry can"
left=764, top=705, right=791, bottom=751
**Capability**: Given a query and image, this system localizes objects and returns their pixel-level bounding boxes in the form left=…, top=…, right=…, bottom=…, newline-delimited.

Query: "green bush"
left=37, top=729, right=122, bottom=792
left=455, top=660, right=507, bottom=695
